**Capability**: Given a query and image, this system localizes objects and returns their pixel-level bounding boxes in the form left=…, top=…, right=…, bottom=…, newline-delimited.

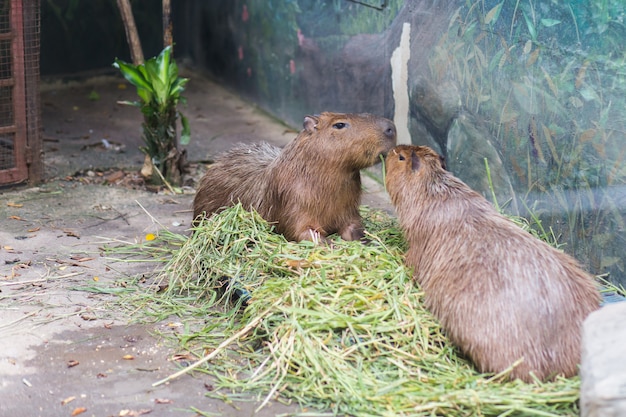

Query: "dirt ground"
left=0, top=70, right=392, bottom=417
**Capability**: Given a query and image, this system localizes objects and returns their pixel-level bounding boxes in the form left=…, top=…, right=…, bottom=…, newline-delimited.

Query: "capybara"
left=194, top=112, right=397, bottom=242
left=385, top=144, right=600, bottom=382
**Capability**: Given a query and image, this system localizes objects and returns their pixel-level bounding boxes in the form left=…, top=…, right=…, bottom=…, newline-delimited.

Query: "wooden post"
left=163, top=0, right=173, bottom=50
left=116, top=0, right=144, bottom=65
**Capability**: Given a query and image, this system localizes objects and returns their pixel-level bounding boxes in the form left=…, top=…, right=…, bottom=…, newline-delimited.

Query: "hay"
left=111, top=204, right=580, bottom=416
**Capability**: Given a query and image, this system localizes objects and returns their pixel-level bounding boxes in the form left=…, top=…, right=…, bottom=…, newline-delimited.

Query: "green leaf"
left=88, top=90, right=100, bottom=101
left=117, top=100, right=142, bottom=107
left=170, top=77, right=189, bottom=97
left=167, top=60, right=179, bottom=82
left=137, top=88, right=153, bottom=105
left=179, top=114, right=191, bottom=145
left=144, top=58, right=168, bottom=105
left=137, top=64, right=151, bottom=85
left=151, top=76, right=168, bottom=106
left=156, top=45, right=172, bottom=84
left=522, top=11, right=537, bottom=41
left=540, top=18, right=561, bottom=27
left=113, top=59, right=153, bottom=93
left=484, top=2, right=503, bottom=26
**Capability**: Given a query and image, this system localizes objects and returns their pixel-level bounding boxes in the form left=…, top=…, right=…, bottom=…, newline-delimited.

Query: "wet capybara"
left=385, top=144, right=600, bottom=382
left=194, top=112, right=397, bottom=242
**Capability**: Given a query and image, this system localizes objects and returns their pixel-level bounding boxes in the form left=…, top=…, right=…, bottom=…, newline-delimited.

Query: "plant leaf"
left=540, top=18, right=561, bottom=27
left=137, top=88, right=153, bottom=105
left=156, top=45, right=172, bottom=84
left=170, top=77, right=189, bottom=97
left=113, top=59, right=153, bottom=93
left=144, top=58, right=166, bottom=103
left=484, top=2, right=503, bottom=26
left=116, top=100, right=142, bottom=107
left=522, top=11, right=537, bottom=41
left=179, top=114, right=191, bottom=145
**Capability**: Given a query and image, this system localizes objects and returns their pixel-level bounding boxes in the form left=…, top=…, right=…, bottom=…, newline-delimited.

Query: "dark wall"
left=41, top=0, right=163, bottom=75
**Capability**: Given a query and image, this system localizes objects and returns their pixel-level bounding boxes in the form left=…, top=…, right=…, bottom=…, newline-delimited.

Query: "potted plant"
left=114, top=45, right=190, bottom=188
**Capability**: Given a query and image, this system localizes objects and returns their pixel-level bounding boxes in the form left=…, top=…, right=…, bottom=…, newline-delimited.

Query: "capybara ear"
left=303, top=115, right=319, bottom=133
left=411, top=150, right=421, bottom=172
left=439, top=155, right=447, bottom=170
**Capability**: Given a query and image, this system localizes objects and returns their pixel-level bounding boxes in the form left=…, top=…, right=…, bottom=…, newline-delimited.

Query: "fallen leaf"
left=3, top=246, right=14, bottom=251
left=80, top=312, right=97, bottom=321
left=122, top=355, right=135, bottom=360
left=119, top=409, right=153, bottom=417
left=63, top=230, right=81, bottom=239
left=285, top=259, right=311, bottom=268
left=70, top=256, right=94, bottom=262
left=172, top=353, right=193, bottom=361
left=67, top=360, right=80, bottom=368
left=71, top=407, right=87, bottom=416
left=7, top=202, right=23, bottom=208
left=27, top=227, right=40, bottom=232
left=96, top=373, right=107, bottom=379
left=154, top=398, right=172, bottom=404
left=88, top=90, right=100, bottom=101
left=9, top=215, right=26, bottom=221
left=104, top=170, right=125, bottom=183
left=61, top=396, right=76, bottom=405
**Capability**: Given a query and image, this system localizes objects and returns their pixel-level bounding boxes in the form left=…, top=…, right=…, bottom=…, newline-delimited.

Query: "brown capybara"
left=193, top=112, right=397, bottom=242
left=385, top=144, right=600, bottom=382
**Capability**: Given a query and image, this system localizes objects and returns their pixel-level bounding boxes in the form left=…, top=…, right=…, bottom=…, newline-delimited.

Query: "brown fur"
left=193, top=112, right=397, bottom=242
left=385, top=144, right=600, bottom=382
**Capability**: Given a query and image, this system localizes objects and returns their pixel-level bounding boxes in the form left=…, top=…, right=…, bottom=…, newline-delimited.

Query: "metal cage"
left=0, top=0, right=41, bottom=185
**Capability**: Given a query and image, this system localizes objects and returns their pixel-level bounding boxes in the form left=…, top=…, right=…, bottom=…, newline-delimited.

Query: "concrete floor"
left=0, top=70, right=392, bottom=417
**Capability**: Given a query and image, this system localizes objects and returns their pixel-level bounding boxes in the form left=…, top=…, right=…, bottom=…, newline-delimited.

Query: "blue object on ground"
left=601, top=291, right=626, bottom=306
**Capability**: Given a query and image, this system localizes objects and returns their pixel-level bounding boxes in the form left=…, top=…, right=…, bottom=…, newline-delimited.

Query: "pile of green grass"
left=110, top=204, right=581, bottom=416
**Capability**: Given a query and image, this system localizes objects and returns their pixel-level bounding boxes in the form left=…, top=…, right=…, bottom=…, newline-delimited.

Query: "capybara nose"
left=381, top=120, right=397, bottom=141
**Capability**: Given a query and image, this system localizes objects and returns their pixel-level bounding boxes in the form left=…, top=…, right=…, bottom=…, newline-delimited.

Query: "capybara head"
left=385, top=145, right=446, bottom=204
left=299, top=112, right=397, bottom=169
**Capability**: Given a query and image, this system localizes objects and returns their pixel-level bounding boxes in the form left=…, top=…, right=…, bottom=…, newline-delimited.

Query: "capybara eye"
left=399, top=154, right=406, bottom=161
left=332, top=122, right=347, bottom=129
